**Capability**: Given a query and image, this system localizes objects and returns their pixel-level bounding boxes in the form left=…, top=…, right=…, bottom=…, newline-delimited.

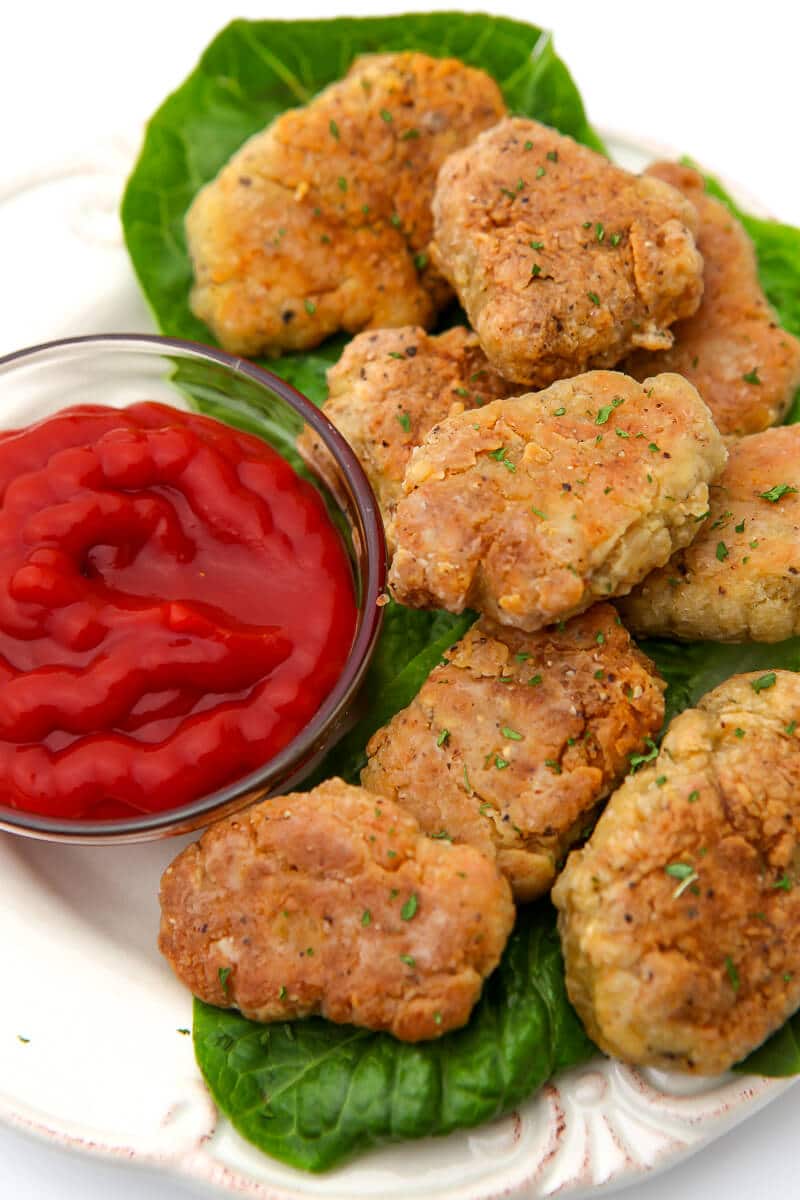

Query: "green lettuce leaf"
left=121, top=12, right=602, bottom=405
left=642, top=637, right=800, bottom=727
left=193, top=901, right=595, bottom=1172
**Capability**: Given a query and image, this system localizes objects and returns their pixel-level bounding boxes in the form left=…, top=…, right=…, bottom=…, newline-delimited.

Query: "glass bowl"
left=0, top=333, right=387, bottom=843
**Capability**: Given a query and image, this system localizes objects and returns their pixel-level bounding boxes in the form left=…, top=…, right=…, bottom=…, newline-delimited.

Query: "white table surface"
left=3, top=1, right=800, bottom=1196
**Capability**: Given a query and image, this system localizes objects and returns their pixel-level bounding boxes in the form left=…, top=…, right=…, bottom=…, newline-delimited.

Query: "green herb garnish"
left=760, top=484, right=798, bottom=503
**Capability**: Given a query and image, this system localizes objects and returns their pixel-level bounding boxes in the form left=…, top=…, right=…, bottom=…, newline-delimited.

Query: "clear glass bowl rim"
left=0, top=332, right=387, bottom=842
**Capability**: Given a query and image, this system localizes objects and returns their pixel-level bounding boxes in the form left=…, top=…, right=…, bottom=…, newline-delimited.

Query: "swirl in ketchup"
left=0, top=403, right=357, bottom=819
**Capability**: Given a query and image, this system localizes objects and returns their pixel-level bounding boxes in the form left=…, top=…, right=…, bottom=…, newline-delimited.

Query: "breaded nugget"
left=388, top=371, right=727, bottom=631
left=362, top=605, right=665, bottom=900
left=186, top=54, right=506, bottom=356
left=296, top=326, right=516, bottom=536
left=625, top=163, right=800, bottom=437
left=158, top=778, right=514, bottom=1042
left=430, top=118, right=703, bottom=387
left=553, top=671, right=800, bottom=1074
left=620, top=426, right=800, bottom=642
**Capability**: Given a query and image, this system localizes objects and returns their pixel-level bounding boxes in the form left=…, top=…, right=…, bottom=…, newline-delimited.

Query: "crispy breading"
left=624, top=163, right=800, bottom=437
left=553, top=671, right=800, bottom=1074
left=185, top=53, right=506, bottom=356
left=619, top=427, right=800, bottom=642
left=387, top=371, right=727, bottom=631
left=362, top=606, right=665, bottom=900
left=158, top=779, right=514, bottom=1042
left=296, top=326, right=517, bottom=538
left=430, top=118, right=703, bottom=387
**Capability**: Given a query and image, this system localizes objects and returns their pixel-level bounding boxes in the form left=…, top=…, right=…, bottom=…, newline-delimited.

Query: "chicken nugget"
left=553, top=670, right=800, bottom=1074
left=620, top=426, right=800, bottom=642
left=430, top=118, right=703, bottom=387
left=624, top=163, right=800, bottom=437
left=186, top=53, right=506, bottom=356
left=388, top=371, right=727, bottom=631
left=159, top=778, right=514, bottom=1042
left=296, top=326, right=517, bottom=536
left=362, top=605, right=665, bottom=900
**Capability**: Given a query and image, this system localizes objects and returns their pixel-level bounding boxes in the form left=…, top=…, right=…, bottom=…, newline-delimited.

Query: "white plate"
left=0, top=129, right=796, bottom=1200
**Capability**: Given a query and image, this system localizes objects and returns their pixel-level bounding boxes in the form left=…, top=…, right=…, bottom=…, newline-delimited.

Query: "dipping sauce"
left=0, top=403, right=357, bottom=819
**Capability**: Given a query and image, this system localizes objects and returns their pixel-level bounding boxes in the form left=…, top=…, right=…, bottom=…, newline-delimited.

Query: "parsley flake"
left=595, top=222, right=605, bottom=242
left=629, top=737, right=658, bottom=770
left=587, top=291, right=601, bottom=306
left=596, top=404, right=614, bottom=425
left=536, top=165, right=546, bottom=178
left=531, top=263, right=542, bottom=277
left=401, top=894, right=419, bottom=921
left=752, top=672, right=777, bottom=693
left=742, top=367, right=761, bottom=385
left=501, top=726, right=523, bottom=741
left=397, top=411, right=411, bottom=432
left=544, top=758, right=562, bottom=774
left=530, top=240, right=544, bottom=250
left=716, top=541, right=729, bottom=562
left=436, top=729, right=450, bottom=747
left=337, top=176, right=348, bottom=192
left=380, top=108, right=393, bottom=123
left=610, top=232, right=622, bottom=247
left=724, top=956, right=740, bottom=992
left=329, top=119, right=340, bottom=140
left=489, top=446, right=516, bottom=472
left=760, top=483, right=798, bottom=503
left=399, top=954, right=416, bottom=967
left=400, top=127, right=420, bottom=140
left=665, top=862, right=699, bottom=897
left=304, top=298, right=316, bottom=315
left=218, top=966, right=232, bottom=993
left=528, top=673, right=543, bottom=686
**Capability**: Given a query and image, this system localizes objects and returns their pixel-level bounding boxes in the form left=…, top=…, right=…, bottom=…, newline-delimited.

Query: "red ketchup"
left=0, top=403, right=357, bottom=819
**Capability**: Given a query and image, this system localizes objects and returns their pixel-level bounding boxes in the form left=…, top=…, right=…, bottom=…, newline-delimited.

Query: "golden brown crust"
left=619, top=426, right=800, bottom=642
left=553, top=671, right=800, bottom=1074
left=624, top=163, right=800, bottom=437
left=296, top=326, right=517, bottom=539
left=186, top=53, right=506, bottom=356
left=430, top=119, right=703, bottom=387
left=362, top=605, right=665, bottom=900
left=158, top=779, right=514, bottom=1042
left=387, top=370, right=727, bottom=631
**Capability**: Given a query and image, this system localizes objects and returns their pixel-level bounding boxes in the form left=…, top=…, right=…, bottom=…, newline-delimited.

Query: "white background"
left=2, top=0, right=800, bottom=1197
